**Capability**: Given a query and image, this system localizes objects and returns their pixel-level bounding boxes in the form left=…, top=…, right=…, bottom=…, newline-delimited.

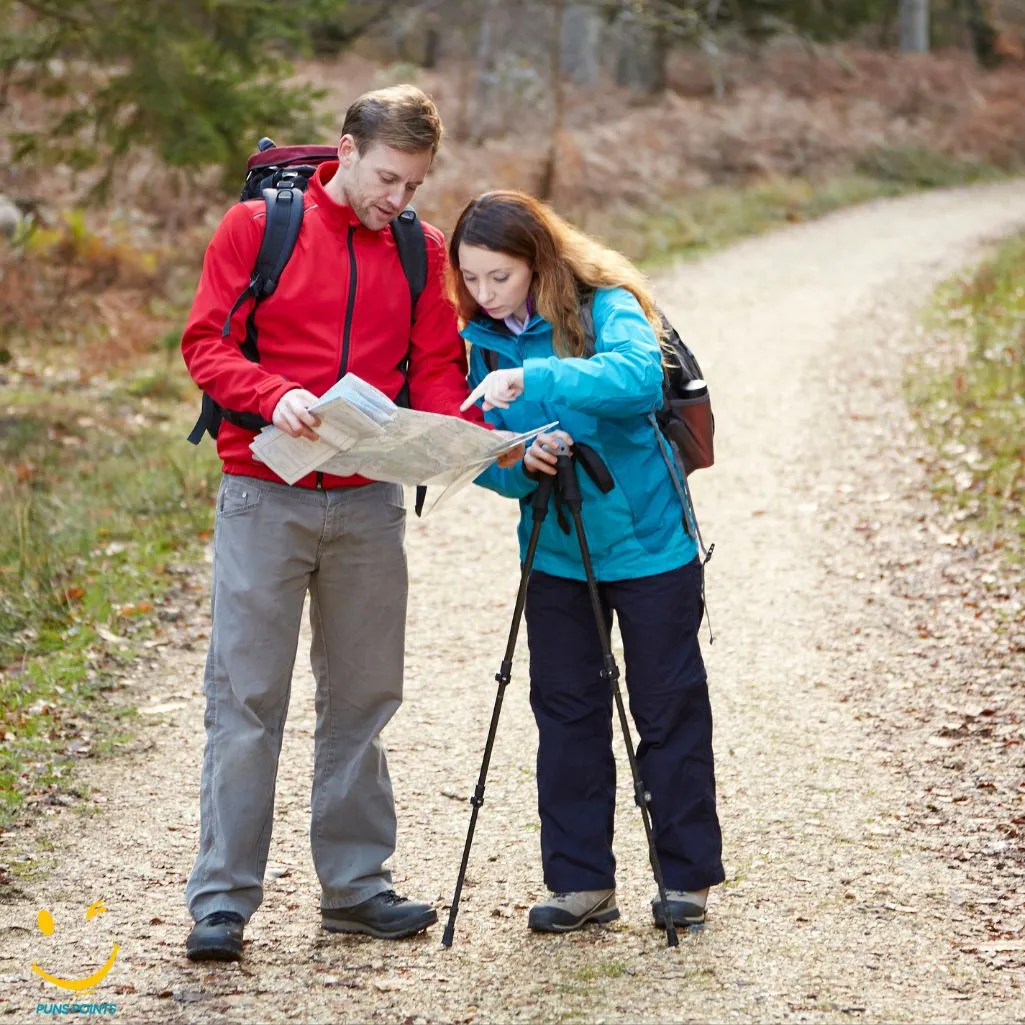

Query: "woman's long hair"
left=447, top=190, right=666, bottom=358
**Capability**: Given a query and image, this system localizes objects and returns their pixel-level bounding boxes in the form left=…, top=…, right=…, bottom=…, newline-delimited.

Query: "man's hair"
left=341, top=84, right=443, bottom=157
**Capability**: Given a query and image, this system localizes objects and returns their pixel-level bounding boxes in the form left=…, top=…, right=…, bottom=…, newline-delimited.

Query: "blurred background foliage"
left=2, top=1, right=1024, bottom=196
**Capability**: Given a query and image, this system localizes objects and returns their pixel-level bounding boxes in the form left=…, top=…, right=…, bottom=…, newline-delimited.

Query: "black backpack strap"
left=482, top=347, right=499, bottom=373
left=391, top=208, right=428, bottom=316
left=573, top=442, right=615, bottom=494
left=188, top=393, right=223, bottom=445
left=391, top=209, right=429, bottom=412
left=252, top=180, right=305, bottom=302
left=189, top=185, right=305, bottom=445
left=579, top=289, right=598, bottom=357
left=414, top=486, right=427, bottom=517
left=220, top=287, right=254, bottom=340
left=391, top=208, right=429, bottom=517
left=218, top=181, right=305, bottom=343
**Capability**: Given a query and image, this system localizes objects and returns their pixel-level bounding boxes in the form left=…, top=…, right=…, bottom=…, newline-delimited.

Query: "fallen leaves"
left=116, top=601, right=153, bottom=617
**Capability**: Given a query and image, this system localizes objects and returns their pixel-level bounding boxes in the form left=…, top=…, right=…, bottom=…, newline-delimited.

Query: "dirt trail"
left=3, top=182, right=1025, bottom=1024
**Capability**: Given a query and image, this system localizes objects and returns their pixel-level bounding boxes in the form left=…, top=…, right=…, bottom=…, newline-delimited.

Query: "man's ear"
left=337, top=134, right=357, bottom=169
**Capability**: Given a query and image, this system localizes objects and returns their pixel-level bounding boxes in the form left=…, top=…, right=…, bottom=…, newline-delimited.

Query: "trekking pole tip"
left=441, top=924, right=455, bottom=947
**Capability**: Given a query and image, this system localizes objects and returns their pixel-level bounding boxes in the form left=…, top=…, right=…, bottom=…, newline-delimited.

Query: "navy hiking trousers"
left=524, top=557, right=725, bottom=894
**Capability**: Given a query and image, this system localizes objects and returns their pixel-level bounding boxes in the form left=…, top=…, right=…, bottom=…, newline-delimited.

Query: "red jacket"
left=181, top=161, right=483, bottom=488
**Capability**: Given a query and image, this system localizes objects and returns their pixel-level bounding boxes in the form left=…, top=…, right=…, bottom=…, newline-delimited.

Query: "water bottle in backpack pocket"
left=663, top=377, right=714, bottom=475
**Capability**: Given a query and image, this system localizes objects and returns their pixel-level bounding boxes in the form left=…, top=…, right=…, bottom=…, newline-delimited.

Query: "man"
left=180, top=85, right=511, bottom=961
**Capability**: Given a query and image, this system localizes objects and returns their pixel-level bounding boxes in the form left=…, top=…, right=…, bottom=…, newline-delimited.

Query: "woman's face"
left=458, top=244, right=533, bottom=321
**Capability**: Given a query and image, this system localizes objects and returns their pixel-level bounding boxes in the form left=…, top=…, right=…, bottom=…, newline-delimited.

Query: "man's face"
left=338, top=137, right=433, bottom=230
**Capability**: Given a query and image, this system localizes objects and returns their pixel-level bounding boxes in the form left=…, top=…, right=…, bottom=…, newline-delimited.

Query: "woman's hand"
left=485, top=430, right=526, bottom=469
left=496, top=443, right=525, bottom=468
left=460, top=368, right=525, bottom=412
left=524, top=430, right=575, bottom=477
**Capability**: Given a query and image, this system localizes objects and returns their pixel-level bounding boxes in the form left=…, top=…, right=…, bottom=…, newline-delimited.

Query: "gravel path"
left=3, top=181, right=1025, bottom=1024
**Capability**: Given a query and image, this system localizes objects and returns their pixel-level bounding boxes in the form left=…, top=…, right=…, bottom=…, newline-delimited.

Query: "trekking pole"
left=552, top=445, right=680, bottom=949
left=442, top=472, right=555, bottom=948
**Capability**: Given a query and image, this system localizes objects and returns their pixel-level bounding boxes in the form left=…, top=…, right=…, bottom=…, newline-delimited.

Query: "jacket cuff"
left=258, top=380, right=300, bottom=423
left=510, top=459, right=538, bottom=495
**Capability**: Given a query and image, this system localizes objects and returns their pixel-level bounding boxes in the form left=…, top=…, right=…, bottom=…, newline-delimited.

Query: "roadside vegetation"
left=610, top=154, right=1004, bottom=267
left=0, top=216, right=219, bottom=828
left=908, top=231, right=1025, bottom=562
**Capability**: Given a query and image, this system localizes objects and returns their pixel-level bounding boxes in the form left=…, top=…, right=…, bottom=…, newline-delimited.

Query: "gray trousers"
left=185, top=475, right=408, bottom=923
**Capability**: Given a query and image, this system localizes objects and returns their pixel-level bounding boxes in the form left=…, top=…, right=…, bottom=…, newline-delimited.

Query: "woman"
left=451, top=190, right=724, bottom=934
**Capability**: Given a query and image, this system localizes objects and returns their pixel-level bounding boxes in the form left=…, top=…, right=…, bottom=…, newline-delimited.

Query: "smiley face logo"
left=32, top=900, right=120, bottom=992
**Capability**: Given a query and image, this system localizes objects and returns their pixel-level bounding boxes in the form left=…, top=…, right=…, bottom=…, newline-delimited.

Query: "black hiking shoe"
left=186, top=910, right=245, bottom=961
left=652, top=888, right=709, bottom=929
left=321, top=890, right=437, bottom=939
left=527, top=889, right=619, bottom=933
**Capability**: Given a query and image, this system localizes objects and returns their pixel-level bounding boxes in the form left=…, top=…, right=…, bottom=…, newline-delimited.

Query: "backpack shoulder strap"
left=218, top=183, right=305, bottom=348
left=252, top=183, right=305, bottom=300
left=193, top=184, right=305, bottom=444
left=579, top=289, right=598, bottom=357
left=390, top=209, right=428, bottom=518
left=391, top=208, right=428, bottom=317
left=481, top=347, right=499, bottom=373
left=390, top=208, right=429, bottom=412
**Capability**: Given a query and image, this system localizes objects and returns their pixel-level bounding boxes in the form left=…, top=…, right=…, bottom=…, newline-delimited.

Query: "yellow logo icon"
left=32, top=900, right=120, bottom=992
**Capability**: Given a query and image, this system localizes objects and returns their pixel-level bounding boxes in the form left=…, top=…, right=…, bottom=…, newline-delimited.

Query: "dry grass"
left=1, top=44, right=1023, bottom=375
left=5, top=44, right=1025, bottom=236
left=299, top=44, right=1025, bottom=225
left=909, top=232, right=1025, bottom=554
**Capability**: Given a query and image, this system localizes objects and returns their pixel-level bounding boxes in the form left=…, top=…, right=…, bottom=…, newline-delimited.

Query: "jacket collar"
left=307, top=161, right=365, bottom=231
left=466, top=310, right=547, bottom=340
left=462, top=312, right=551, bottom=361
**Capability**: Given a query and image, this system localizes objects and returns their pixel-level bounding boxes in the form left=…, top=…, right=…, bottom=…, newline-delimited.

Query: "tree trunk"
left=472, top=0, right=500, bottom=145
left=423, top=25, right=440, bottom=69
left=538, top=0, right=566, bottom=200
left=964, top=0, right=1001, bottom=66
left=613, top=9, right=667, bottom=94
left=899, top=0, right=930, bottom=52
left=560, top=3, right=601, bottom=86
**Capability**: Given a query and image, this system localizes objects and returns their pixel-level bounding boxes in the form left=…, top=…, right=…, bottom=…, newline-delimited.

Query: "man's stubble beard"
left=343, top=177, right=388, bottom=232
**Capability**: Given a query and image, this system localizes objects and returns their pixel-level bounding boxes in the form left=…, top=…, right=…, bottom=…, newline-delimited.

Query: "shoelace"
left=380, top=891, right=408, bottom=906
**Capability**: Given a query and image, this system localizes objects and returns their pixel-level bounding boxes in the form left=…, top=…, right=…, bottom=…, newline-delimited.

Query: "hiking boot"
left=528, top=889, right=619, bottom=933
left=652, top=888, right=709, bottom=928
left=321, top=890, right=437, bottom=939
left=186, top=910, right=245, bottom=961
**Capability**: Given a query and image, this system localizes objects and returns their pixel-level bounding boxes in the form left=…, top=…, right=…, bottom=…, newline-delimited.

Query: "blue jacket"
left=464, top=287, right=697, bottom=582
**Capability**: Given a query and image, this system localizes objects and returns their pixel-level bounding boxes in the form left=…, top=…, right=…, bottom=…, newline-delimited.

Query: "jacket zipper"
left=338, top=225, right=358, bottom=380
left=316, top=226, right=358, bottom=492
